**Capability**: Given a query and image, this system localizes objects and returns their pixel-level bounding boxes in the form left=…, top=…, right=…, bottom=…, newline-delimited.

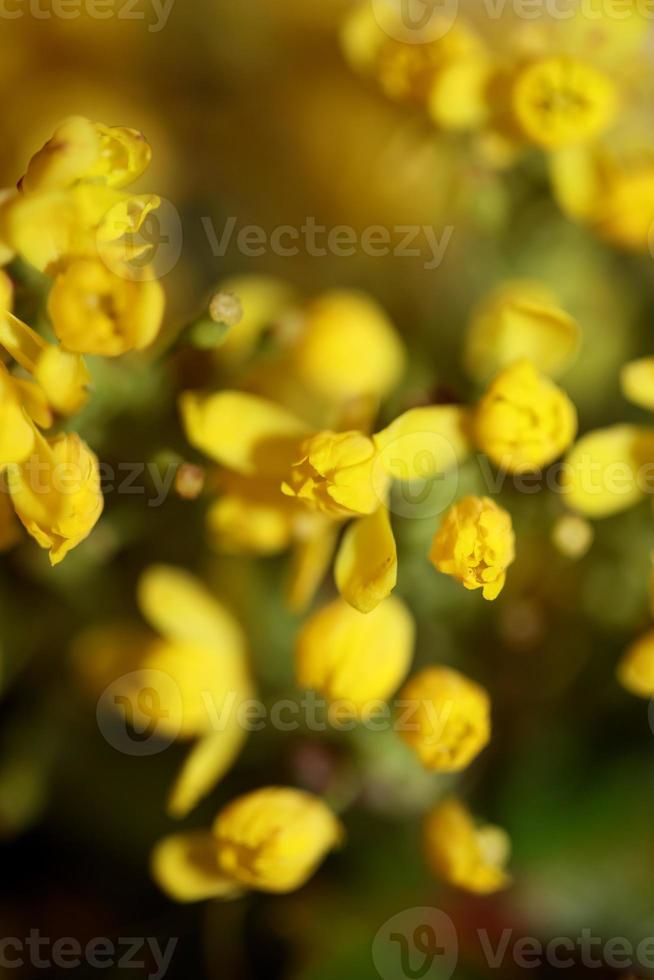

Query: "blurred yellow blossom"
left=562, top=425, right=654, bottom=518
left=295, top=595, right=414, bottom=715
left=475, top=360, right=577, bottom=472
left=430, top=496, right=515, bottom=601
left=551, top=513, right=594, bottom=559
left=464, top=281, right=580, bottom=381
left=511, top=57, right=617, bottom=150
left=398, top=666, right=491, bottom=772
left=424, top=797, right=511, bottom=894
left=75, top=565, right=253, bottom=817
left=617, top=630, right=654, bottom=699
left=621, top=358, right=654, bottom=412
left=290, top=289, right=405, bottom=403
left=152, top=788, right=342, bottom=902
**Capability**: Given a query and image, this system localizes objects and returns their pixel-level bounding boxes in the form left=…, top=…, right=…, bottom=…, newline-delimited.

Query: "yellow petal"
left=34, top=345, right=91, bottom=416
left=0, top=366, right=36, bottom=466
left=335, top=507, right=397, bottom=614
left=180, top=390, right=310, bottom=478
left=214, top=275, right=297, bottom=366
left=562, top=425, right=654, bottom=518
left=621, top=358, right=654, bottom=412
left=286, top=522, right=339, bottom=614
left=167, top=725, right=249, bottom=819
left=617, top=629, right=654, bottom=699
left=464, top=281, right=580, bottom=381
left=295, top=596, right=414, bottom=716
left=137, top=564, right=245, bottom=653
left=12, top=379, right=53, bottom=430
left=151, top=830, right=242, bottom=903
left=374, top=405, right=471, bottom=482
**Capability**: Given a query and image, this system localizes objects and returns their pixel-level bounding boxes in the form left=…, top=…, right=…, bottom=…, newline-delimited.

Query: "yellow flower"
left=475, top=360, right=577, bottom=472
left=282, top=430, right=385, bottom=519
left=7, top=430, right=103, bottom=565
left=617, top=630, right=654, bottom=699
left=430, top=496, right=515, bottom=601
left=551, top=142, right=654, bottom=252
left=47, top=257, right=164, bottom=356
left=398, top=666, right=491, bottom=771
left=562, top=425, right=654, bottom=519
left=621, top=358, right=654, bottom=412
left=74, top=565, right=254, bottom=817
left=291, top=290, right=405, bottom=403
left=424, top=797, right=511, bottom=894
left=295, top=595, right=414, bottom=716
left=511, top=57, right=617, bottom=150
left=206, top=477, right=298, bottom=555
left=152, top=787, right=342, bottom=902
left=464, top=281, right=580, bottom=382
left=18, top=116, right=151, bottom=193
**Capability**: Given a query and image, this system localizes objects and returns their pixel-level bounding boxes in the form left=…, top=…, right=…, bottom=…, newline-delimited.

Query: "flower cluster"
left=0, top=118, right=164, bottom=564
left=342, top=3, right=654, bottom=251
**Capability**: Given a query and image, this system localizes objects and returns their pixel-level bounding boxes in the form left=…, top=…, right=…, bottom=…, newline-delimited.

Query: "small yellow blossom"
left=424, top=797, right=511, bottom=894
left=282, top=430, right=385, bottom=519
left=475, top=360, right=577, bottom=472
left=7, top=431, right=103, bottom=565
left=47, top=257, right=164, bottom=356
left=617, top=630, right=654, bottom=699
left=295, top=595, right=414, bottom=715
left=511, top=57, right=617, bottom=150
left=430, top=496, right=515, bottom=601
left=152, top=788, right=342, bottom=902
left=18, top=116, right=151, bottom=193
left=464, top=281, right=580, bottom=381
left=621, top=358, right=654, bottom=412
left=398, top=666, right=491, bottom=771
left=206, top=476, right=300, bottom=555
left=562, top=425, right=654, bottom=519
left=291, top=290, right=405, bottom=403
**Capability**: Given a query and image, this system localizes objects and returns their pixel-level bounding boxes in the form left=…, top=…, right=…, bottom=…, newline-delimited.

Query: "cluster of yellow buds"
left=342, top=3, right=654, bottom=251
left=0, top=117, right=166, bottom=564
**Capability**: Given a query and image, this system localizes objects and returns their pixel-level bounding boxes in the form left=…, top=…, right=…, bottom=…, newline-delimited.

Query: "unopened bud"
left=175, top=463, right=205, bottom=501
left=209, top=291, right=243, bottom=328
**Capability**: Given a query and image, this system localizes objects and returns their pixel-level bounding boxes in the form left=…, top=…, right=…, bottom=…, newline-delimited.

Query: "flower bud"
left=398, top=666, right=491, bottom=771
left=424, top=797, right=511, bottom=894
